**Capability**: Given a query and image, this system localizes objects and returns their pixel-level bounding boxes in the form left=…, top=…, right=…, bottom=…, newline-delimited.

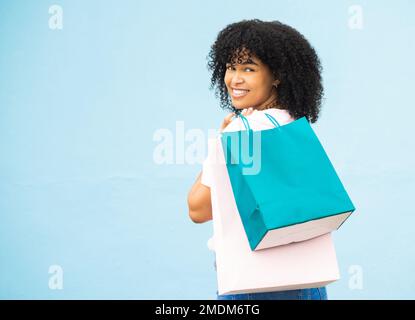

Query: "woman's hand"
left=219, top=107, right=254, bottom=133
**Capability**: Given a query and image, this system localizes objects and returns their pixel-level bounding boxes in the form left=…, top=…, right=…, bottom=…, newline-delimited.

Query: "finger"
left=220, top=113, right=235, bottom=132
left=243, top=107, right=253, bottom=116
left=224, top=112, right=235, bottom=123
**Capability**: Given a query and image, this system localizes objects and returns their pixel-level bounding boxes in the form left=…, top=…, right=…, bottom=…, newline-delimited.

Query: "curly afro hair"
left=207, top=19, right=324, bottom=123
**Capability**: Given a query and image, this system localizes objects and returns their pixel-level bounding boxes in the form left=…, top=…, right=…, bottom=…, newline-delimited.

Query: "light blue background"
left=1, top=0, right=414, bottom=299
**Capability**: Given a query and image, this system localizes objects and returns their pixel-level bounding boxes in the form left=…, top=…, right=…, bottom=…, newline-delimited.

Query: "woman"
left=187, top=19, right=326, bottom=300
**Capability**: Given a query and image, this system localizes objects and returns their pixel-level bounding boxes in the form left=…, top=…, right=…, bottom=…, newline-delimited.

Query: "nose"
left=230, top=72, right=244, bottom=86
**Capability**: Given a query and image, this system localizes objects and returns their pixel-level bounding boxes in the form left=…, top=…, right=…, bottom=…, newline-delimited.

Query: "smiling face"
left=224, top=49, right=280, bottom=110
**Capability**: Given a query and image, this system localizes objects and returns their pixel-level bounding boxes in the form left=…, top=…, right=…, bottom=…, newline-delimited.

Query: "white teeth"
left=233, top=89, right=249, bottom=96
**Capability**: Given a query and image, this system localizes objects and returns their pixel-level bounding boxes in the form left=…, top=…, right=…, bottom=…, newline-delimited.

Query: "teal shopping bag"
left=220, top=112, right=356, bottom=251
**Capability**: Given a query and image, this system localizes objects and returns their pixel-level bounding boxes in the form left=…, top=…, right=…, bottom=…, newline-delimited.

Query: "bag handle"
left=237, top=112, right=281, bottom=131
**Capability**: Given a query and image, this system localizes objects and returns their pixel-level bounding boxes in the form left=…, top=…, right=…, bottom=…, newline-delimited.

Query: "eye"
left=225, top=65, right=254, bottom=72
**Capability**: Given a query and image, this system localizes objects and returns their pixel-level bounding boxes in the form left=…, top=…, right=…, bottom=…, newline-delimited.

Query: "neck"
left=254, top=88, right=283, bottom=111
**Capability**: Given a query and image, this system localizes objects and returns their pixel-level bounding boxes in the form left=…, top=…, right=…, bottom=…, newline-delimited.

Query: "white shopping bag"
left=207, top=133, right=341, bottom=295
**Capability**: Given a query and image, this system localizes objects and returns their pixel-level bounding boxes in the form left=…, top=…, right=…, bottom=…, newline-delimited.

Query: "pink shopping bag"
left=208, top=134, right=341, bottom=295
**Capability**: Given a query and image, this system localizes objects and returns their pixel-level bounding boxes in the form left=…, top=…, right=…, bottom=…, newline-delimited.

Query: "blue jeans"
left=216, top=287, right=328, bottom=300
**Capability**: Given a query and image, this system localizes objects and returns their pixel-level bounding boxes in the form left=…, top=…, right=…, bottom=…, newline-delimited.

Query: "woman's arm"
left=187, top=171, right=212, bottom=223
left=187, top=109, right=253, bottom=224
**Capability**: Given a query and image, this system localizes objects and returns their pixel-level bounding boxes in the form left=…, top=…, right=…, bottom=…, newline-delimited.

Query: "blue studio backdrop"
left=0, top=0, right=414, bottom=299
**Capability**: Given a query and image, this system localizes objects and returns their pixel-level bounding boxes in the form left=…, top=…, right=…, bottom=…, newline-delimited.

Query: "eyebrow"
left=226, top=59, right=259, bottom=66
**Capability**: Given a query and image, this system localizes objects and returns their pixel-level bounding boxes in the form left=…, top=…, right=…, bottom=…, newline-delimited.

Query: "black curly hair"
left=207, top=19, right=324, bottom=123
